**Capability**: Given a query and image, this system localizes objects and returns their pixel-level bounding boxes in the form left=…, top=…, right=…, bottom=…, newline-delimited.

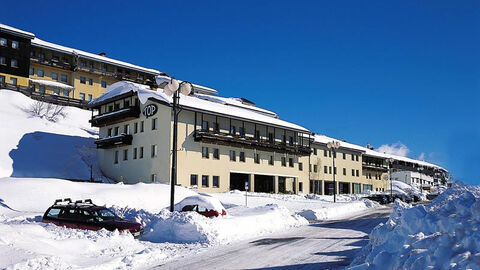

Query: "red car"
left=180, top=204, right=227, bottom=217
left=42, top=198, right=143, bottom=238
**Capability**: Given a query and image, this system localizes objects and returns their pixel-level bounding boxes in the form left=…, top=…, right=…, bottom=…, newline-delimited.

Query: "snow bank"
left=114, top=204, right=308, bottom=244
left=0, top=90, right=97, bottom=179
left=298, top=200, right=378, bottom=221
left=349, top=183, right=480, bottom=269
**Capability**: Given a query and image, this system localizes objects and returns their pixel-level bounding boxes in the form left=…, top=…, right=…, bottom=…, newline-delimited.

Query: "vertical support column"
left=274, top=176, right=279, bottom=193
left=250, top=174, right=255, bottom=192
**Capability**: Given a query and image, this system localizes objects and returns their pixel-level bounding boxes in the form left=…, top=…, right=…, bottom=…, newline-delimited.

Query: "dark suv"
left=42, top=198, right=143, bottom=238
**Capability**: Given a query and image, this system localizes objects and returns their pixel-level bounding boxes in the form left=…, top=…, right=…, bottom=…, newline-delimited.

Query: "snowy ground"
left=0, top=177, right=379, bottom=269
left=0, top=90, right=99, bottom=181
left=349, top=182, right=480, bottom=269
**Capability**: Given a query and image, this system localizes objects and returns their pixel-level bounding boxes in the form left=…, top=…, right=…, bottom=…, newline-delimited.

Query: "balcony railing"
left=90, top=105, right=140, bottom=127
left=194, top=130, right=312, bottom=156
left=362, top=163, right=389, bottom=172
left=76, top=66, right=151, bottom=85
left=30, top=57, right=73, bottom=71
left=94, top=134, right=133, bottom=149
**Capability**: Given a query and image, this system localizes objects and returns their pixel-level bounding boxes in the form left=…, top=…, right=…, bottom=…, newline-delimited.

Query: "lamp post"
left=327, top=141, right=340, bottom=203
left=387, top=158, right=395, bottom=198
left=156, top=75, right=193, bottom=212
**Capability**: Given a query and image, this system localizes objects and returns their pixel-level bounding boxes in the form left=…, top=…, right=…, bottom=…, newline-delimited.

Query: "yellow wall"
left=0, top=72, right=29, bottom=87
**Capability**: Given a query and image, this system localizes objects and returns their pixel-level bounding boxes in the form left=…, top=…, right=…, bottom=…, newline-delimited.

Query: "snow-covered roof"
left=313, top=134, right=366, bottom=152
left=32, top=38, right=160, bottom=75
left=90, top=81, right=310, bottom=132
left=29, top=79, right=74, bottom=90
left=195, top=94, right=278, bottom=118
left=0, top=23, right=35, bottom=39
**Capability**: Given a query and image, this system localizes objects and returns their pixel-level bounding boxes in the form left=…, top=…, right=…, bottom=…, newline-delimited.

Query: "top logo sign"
left=143, top=104, right=158, bottom=118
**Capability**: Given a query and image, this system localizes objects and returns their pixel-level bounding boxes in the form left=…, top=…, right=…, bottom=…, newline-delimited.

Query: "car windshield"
left=93, top=209, right=117, bottom=220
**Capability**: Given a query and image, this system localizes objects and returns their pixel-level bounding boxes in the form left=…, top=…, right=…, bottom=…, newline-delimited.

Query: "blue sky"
left=4, top=0, right=479, bottom=184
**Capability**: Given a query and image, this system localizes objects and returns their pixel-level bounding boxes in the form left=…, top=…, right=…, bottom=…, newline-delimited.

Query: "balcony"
left=362, top=163, right=389, bottom=172
left=194, top=130, right=312, bottom=156
left=89, top=105, right=140, bottom=127
left=30, top=57, right=73, bottom=71
left=94, top=134, right=133, bottom=149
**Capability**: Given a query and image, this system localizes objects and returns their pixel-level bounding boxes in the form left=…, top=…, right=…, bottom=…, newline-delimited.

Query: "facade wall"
left=0, top=31, right=31, bottom=86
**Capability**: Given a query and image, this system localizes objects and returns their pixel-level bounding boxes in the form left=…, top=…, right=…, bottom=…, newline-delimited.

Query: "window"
left=80, top=60, right=86, bottom=67
left=11, top=41, right=19, bottom=49
left=152, top=118, right=157, bottom=130
left=53, top=89, right=60, bottom=95
left=0, top=38, right=6, bottom=46
left=334, top=167, right=337, bottom=175
left=202, top=175, right=209, bottom=187
left=356, top=170, right=360, bottom=177
left=0, top=56, right=5, bottom=65
left=343, top=153, right=346, bottom=159
left=230, top=126, right=236, bottom=135
left=202, top=147, right=209, bottom=158
left=238, top=127, right=245, bottom=137
left=313, top=148, right=317, bottom=155
left=52, top=72, right=58, bottom=80
left=202, top=120, right=209, bottom=131
left=123, top=124, right=129, bottom=134
left=114, top=126, right=119, bottom=136
left=107, top=128, right=112, bottom=137
left=88, top=94, right=92, bottom=101
left=101, top=63, right=107, bottom=72
left=333, top=151, right=336, bottom=158
left=229, top=150, right=236, bottom=161
left=61, top=74, right=67, bottom=82
left=79, top=93, right=85, bottom=100
left=254, top=130, right=260, bottom=140
left=213, top=122, right=219, bottom=132
left=289, top=158, right=294, bottom=167
left=314, top=165, right=318, bottom=173
left=299, top=162, right=303, bottom=171
left=281, top=157, right=286, bottom=167
left=269, top=155, right=274, bottom=165
left=254, top=153, right=260, bottom=164
left=351, top=154, right=354, bottom=161
left=101, top=80, right=107, bottom=88
left=80, top=76, right=86, bottom=84
left=213, top=148, right=219, bottom=159
left=0, top=75, right=5, bottom=83
left=343, top=168, right=346, bottom=175
left=352, top=169, right=355, bottom=176
left=329, top=166, right=332, bottom=174
left=299, top=182, right=303, bottom=192
left=52, top=55, right=59, bottom=62
left=38, top=53, right=45, bottom=60
left=324, top=166, right=328, bottom=173
left=10, top=77, right=17, bottom=85
left=114, top=151, right=119, bottom=164
left=133, top=148, right=137, bottom=159
left=151, top=145, right=157, bottom=158
left=62, top=90, right=69, bottom=97
left=151, top=174, right=157, bottom=182
left=324, top=150, right=328, bottom=157
left=134, top=123, right=138, bottom=133
left=88, top=78, right=93, bottom=85
left=213, top=176, right=219, bottom=188
left=140, top=121, right=144, bottom=132
left=29, top=67, right=34, bottom=75
left=139, top=147, right=144, bottom=159
left=289, top=136, right=294, bottom=145
left=268, top=133, right=274, bottom=143
left=239, top=152, right=245, bottom=162
left=37, top=69, right=44, bottom=77
left=190, top=175, right=198, bottom=186
left=356, top=155, right=359, bottom=162
left=39, top=85, right=45, bottom=93
left=123, top=149, right=128, bottom=160
left=282, top=135, right=286, bottom=144
left=89, top=62, right=94, bottom=69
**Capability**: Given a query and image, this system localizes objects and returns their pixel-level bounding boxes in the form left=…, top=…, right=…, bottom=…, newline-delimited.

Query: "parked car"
left=392, top=193, right=413, bottom=203
left=365, top=194, right=390, bottom=205
left=42, top=198, right=143, bottom=238
left=175, top=195, right=227, bottom=217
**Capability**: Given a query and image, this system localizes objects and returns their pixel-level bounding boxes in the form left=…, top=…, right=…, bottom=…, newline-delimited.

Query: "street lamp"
left=157, top=75, right=193, bottom=212
left=387, top=158, right=395, bottom=198
left=327, top=141, right=340, bottom=203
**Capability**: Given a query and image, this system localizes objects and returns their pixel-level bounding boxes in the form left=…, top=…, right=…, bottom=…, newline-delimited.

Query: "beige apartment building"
left=90, top=82, right=313, bottom=194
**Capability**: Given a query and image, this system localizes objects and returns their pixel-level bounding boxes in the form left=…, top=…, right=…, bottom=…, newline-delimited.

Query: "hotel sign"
left=143, top=104, right=158, bottom=118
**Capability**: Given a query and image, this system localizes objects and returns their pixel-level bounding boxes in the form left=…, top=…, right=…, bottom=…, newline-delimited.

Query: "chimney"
left=98, top=52, right=106, bottom=57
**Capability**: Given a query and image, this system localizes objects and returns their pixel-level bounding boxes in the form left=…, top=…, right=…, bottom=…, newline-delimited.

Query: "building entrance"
left=230, top=173, right=250, bottom=191
left=254, top=175, right=275, bottom=193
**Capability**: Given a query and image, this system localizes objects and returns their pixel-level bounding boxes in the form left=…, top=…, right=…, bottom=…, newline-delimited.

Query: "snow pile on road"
left=114, top=204, right=308, bottom=244
left=0, top=90, right=97, bottom=180
left=389, top=180, right=426, bottom=200
left=349, top=183, right=480, bottom=269
left=212, top=190, right=378, bottom=221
